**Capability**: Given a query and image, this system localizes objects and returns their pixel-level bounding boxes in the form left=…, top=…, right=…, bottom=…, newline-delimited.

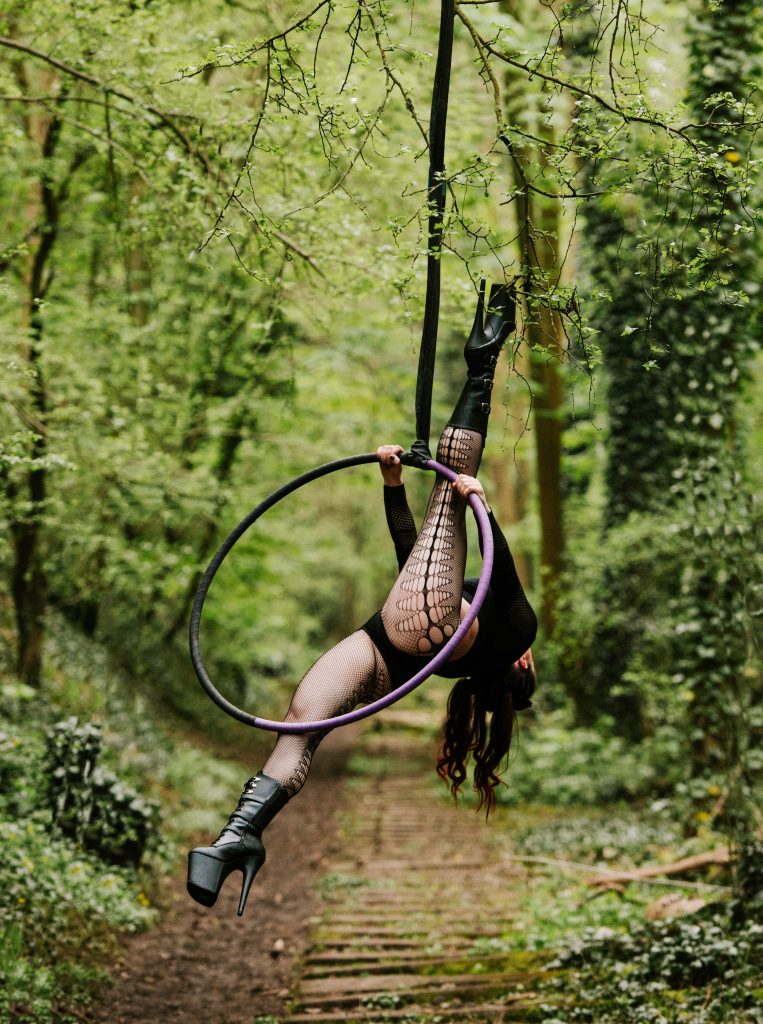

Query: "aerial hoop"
left=189, top=452, right=494, bottom=734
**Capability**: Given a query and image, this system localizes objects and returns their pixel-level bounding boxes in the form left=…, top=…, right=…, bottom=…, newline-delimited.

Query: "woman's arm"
left=377, top=445, right=418, bottom=570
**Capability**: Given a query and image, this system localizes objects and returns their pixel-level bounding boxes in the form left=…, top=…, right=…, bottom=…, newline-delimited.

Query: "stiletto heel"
left=186, top=774, right=288, bottom=916
left=466, top=279, right=486, bottom=349
left=238, top=855, right=260, bottom=916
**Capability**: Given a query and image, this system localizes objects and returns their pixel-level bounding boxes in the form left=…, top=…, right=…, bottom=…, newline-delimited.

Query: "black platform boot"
left=187, top=773, right=288, bottom=916
left=449, top=280, right=516, bottom=437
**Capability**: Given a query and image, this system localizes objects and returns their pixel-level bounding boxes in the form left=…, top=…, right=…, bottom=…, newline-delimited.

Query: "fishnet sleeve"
left=384, top=485, right=419, bottom=571
left=480, top=511, right=538, bottom=651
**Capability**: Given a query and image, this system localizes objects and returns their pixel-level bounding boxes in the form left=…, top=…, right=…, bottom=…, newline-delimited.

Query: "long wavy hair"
left=436, top=661, right=536, bottom=816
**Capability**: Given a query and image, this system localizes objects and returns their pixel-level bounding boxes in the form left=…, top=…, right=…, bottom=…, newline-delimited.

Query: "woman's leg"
left=262, top=631, right=391, bottom=796
left=380, top=425, right=483, bottom=655
left=381, top=281, right=514, bottom=656
left=188, top=281, right=513, bottom=913
left=187, top=631, right=390, bottom=913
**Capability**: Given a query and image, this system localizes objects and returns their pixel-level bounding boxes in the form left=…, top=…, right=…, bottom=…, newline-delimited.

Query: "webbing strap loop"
left=414, top=0, right=456, bottom=453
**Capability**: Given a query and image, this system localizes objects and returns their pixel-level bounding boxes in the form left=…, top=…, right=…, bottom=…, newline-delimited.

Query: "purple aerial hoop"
left=189, top=452, right=494, bottom=733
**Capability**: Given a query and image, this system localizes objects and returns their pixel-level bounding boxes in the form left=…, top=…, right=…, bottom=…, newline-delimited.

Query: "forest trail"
left=84, top=719, right=554, bottom=1024
left=284, top=724, right=552, bottom=1023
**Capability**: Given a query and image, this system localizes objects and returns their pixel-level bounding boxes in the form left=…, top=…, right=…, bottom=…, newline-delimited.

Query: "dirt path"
left=84, top=726, right=360, bottom=1024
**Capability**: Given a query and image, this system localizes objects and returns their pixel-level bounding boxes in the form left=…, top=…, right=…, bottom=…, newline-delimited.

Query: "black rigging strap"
left=411, top=0, right=455, bottom=466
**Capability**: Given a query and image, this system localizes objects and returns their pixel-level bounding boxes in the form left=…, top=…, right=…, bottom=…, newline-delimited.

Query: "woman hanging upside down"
left=187, top=281, right=538, bottom=916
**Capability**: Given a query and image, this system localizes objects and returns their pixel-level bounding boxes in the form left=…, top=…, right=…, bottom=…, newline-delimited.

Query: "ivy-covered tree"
left=579, top=0, right=762, bottom=774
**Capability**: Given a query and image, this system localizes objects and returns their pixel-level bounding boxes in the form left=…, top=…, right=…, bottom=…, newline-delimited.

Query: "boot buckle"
left=480, top=402, right=491, bottom=414
left=483, top=378, right=494, bottom=391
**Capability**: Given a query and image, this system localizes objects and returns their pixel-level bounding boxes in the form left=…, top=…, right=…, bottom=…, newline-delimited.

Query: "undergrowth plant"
left=542, top=916, right=763, bottom=1024
left=44, top=717, right=159, bottom=867
left=492, top=800, right=761, bottom=1023
left=0, top=606, right=267, bottom=1024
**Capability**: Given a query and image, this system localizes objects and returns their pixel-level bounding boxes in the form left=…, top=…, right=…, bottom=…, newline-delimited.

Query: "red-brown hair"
left=436, top=662, right=536, bottom=816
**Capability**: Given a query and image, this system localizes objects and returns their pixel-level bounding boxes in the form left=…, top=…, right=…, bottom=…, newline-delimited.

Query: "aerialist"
left=187, top=281, right=538, bottom=916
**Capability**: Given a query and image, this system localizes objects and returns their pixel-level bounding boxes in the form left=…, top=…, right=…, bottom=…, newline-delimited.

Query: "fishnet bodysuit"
left=262, top=425, right=483, bottom=796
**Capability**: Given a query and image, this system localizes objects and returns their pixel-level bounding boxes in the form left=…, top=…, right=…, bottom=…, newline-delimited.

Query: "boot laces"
left=216, top=777, right=261, bottom=842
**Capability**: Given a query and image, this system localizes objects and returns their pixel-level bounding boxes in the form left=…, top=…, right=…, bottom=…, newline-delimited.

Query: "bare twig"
left=33, top=99, right=152, bottom=191
left=586, top=848, right=730, bottom=889
left=195, top=44, right=273, bottom=256
left=452, top=6, right=702, bottom=152
left=362, top=0, right=428, bottom=146
left=174, top=0, right=332, bottom=79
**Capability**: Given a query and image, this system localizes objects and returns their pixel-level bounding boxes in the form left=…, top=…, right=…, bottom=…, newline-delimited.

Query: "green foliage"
left=546, top=446, right=762, bottom=839
left=0, top=693, right=158, bottom=1022
left=0, top=716, right=39, bottom=821
left=159, top=743, right=251, bottom=837
left=0, top=0, right=761, bottom=1015
left=503, top=715, right=680, bottom=806
left=0, top=927, right=55, bottom=1024
left=512, top=810, right=682, bottom=863
left=733, top=837, right=763, bottom=924
left=488, top=801, right=758, bottom=1022
left=0, top=808, right=156, bottom=1024
left=667, top=456, right=761, bottom=819
left=0, top=612, right=265, bottom=1024
left=0, top=821, right=155, bottom=956
left=577, top=0, right=762, bottom=769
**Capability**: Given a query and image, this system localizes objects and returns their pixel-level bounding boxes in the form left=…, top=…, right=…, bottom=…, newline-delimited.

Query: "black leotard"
left=361, top=485, right=537, bottom=686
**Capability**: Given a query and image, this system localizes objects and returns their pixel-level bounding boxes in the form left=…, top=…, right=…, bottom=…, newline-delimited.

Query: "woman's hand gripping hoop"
left=189, top=452, right=495, bottom=734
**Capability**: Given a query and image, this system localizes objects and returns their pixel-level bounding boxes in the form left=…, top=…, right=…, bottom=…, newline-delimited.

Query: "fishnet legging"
left=262, top=632, right=391, bottom=796
left=381, top=427, right=482, bottom=654
left=263, top=425, right=483, bottom=797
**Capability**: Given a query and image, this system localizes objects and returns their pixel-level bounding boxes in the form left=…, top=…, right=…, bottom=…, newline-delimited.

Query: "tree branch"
left=452, top=5, right=702, bottom=152
left=174, top=0, right=333, bottom=79
left=362, top=0, right=428, bottom=146
left=0, top=35, right=213, bottom=174
left=195, top=44, right=273, bottom=256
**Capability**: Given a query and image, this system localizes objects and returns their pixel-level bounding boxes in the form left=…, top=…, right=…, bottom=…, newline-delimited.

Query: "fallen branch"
left=498, top=853, right=731, bottom=892
left=586, top=848, right=730, bottom=889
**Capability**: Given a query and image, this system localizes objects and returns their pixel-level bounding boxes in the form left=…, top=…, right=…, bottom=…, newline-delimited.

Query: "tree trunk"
left=499, top=0, right=567, bottom=637
left=9, top=70, right=62, bottom=686
left=512, top=144, right=566, bottom=637
left=161, top=402, right=248, bottom=643
left=485, top=348, right=532, bottom=589
left=527, top=295, right=565, bottom=634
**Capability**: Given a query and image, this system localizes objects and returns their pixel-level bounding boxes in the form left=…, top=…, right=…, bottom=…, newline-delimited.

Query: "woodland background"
left=0, top=0, right=761, bottom=1021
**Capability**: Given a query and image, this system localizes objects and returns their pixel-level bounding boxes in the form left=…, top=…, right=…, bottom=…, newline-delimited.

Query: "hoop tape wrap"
left=189, top=452, right=494, bottom=733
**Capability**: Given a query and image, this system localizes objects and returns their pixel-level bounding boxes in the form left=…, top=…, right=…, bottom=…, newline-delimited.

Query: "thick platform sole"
left=187, top=844, right=265, bottom=916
